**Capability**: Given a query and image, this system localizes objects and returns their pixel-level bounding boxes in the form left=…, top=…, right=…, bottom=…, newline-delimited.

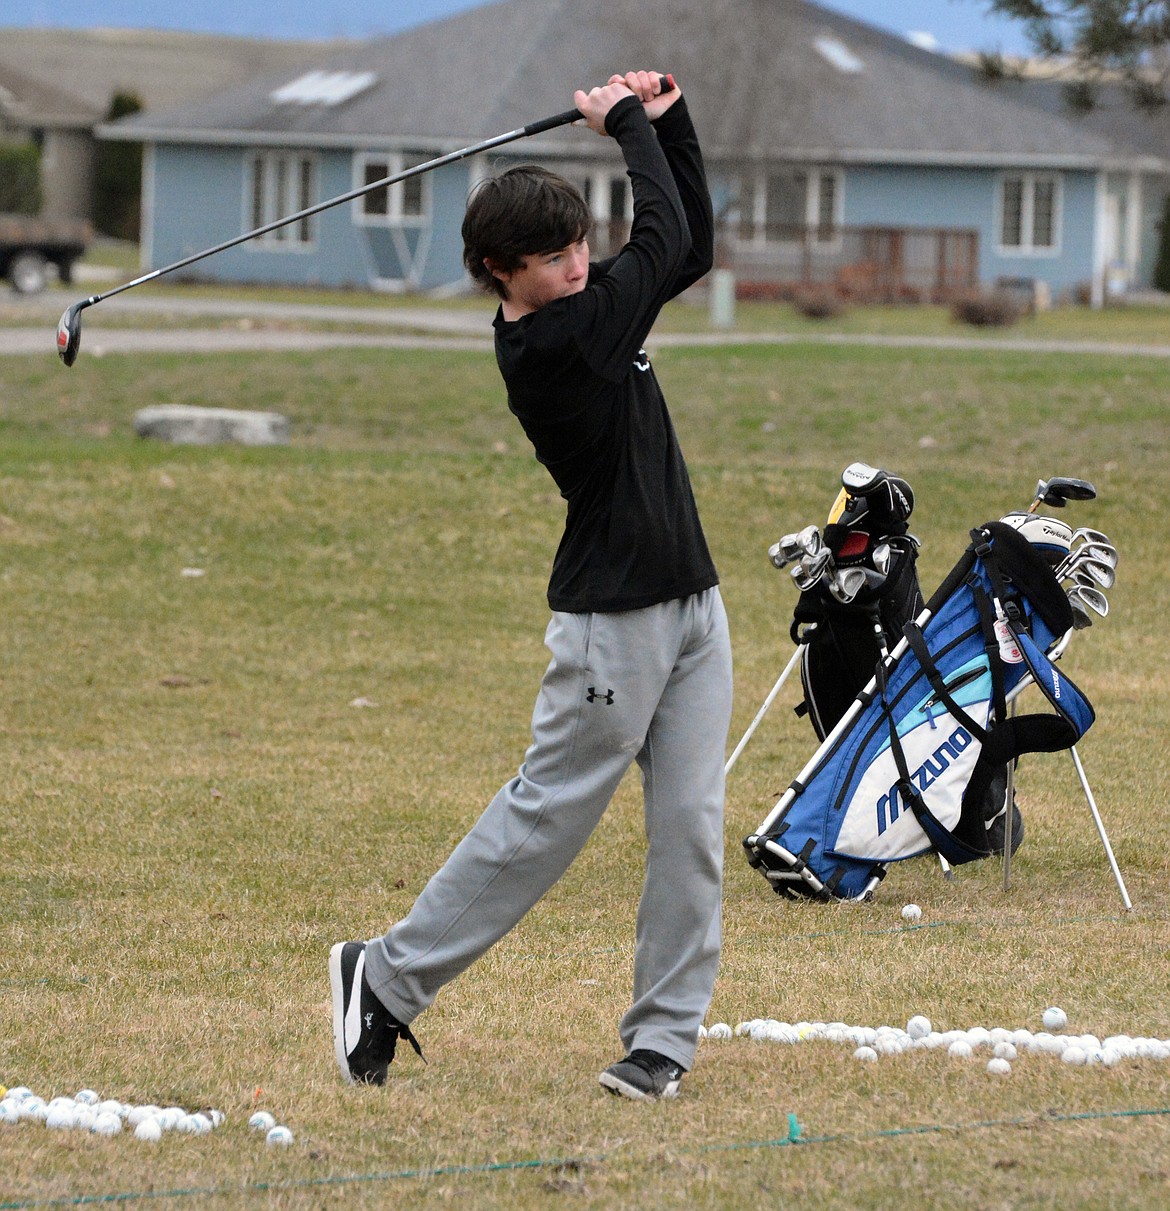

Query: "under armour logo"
left=633, top=348, right=651, bottom=372
left=365, top=1012, right=375, bottom=1030
left=587, top=687, right=615, bottom=705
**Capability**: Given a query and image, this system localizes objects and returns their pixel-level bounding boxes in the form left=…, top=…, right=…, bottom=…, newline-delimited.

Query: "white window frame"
left=735, top=167, right=843, bottom=247
left=997, top=171, right=1062, bottom=256
left=353, top=151, right=432, bottom=227
left=247, top=150, right=319, bottom=250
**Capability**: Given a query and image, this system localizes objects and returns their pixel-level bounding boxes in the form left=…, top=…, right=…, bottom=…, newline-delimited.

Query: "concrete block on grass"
left=133, top=404, right=289, bottom=447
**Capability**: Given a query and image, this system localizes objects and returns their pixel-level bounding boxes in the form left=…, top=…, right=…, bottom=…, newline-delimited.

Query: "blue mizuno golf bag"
left=743, top=521, right=1095, bottom=901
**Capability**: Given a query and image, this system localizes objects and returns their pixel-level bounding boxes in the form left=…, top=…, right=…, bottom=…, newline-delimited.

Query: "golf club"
left=828, top=565, right=886, bottom=604
left=1026, top=476, right=1097, bottom=514
left=1068, top=598, right=1094, bottom=630
left=56, top=75, right=676, bottom=367
left=792, top=548, right=832, bottom=591
left=1068, top=582, right=1109, bottom=619
left=1063, top=558, right=1116, bottom=590
left=1069, top=527, right=1114, bottom=550
left=769, top=532, right=804, bottom=570
left=796, top=524, right=823, bottom=558
left=1054, top=540, right=1118, bottom=582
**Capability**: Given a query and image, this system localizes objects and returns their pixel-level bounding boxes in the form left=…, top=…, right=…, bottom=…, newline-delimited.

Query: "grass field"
left=1, top=314, right=1169, bottom=1208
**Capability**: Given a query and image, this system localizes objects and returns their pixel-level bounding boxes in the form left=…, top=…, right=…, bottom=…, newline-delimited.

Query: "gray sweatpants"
left=363, top=587, right=733, bottom=1070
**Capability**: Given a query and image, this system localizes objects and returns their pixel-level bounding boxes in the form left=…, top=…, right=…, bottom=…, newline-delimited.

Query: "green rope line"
left=2, top=1106, right=1166, bottom=1209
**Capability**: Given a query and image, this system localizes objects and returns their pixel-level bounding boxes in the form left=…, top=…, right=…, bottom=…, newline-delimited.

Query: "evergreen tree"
left=979, top=1, right=1170, bottom=110
left=1153, top=195, right=1170, bottom=293
left=93, top=91, right=144, bottom=241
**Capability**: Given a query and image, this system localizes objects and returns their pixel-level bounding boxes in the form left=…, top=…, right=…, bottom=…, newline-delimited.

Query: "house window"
left=250, top=151, right=318, bottom=246
left=356, top=151, right=431, bottom=224
left=737, top=168, right=842, bottom=244
left=999, top=173, right=1060, bottom=254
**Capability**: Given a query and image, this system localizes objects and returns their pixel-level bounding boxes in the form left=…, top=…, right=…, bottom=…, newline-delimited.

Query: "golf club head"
left=1000, top=511, right=1073, bottom=565
left=1069, top=559, right=1116, bottom=590
left=1068, top=598, right=1094, bottom=630
left=1070, top=527, right=1113, bottom=550
left=1068, top=539, right=1118, bottom=566
left=796, top=524, right=823, bottom=558
left=1068, top=583, right=1109, bottom=618
left=1031, top=476, right=1097, bottom=511
left=57, top=301, right=87, bottom=367
left=828, top=566, right=866, bottom=604
left=770, top=532, right=805, bottom=569
left=791, top=548, right=832, bottom=591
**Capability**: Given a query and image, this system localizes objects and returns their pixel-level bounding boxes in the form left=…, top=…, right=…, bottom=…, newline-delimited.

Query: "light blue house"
left=102, top=0, right=1168, bottom=305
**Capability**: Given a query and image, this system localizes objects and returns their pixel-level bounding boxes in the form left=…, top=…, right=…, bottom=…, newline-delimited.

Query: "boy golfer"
left=331, top=70, right=732, bottom=1100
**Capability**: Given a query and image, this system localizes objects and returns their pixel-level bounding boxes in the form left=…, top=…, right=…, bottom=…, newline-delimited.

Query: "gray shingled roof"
left=101, top=0, right=1164, bottom=170
left=0, top=61, right=100, bottom=128
left=0, top=26, right=350, bottom=114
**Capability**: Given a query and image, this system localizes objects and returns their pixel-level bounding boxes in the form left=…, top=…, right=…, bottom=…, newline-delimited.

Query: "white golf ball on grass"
left=134, top=1117, right=163, bottom=1142
left=901, top=903, right=922, bottom=923
left=906, top=1015, right=932, bottom=1039
left=987, top=1057, right=1012, bottom=1076
left=1042, top=1006, right=1068, bottom=1031
left=249, top=1111, right=277, bottom=1132
left=266, top=1125, right=294, bottom=1147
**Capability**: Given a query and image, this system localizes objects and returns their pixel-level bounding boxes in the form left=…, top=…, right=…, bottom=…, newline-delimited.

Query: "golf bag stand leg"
left=1069, top=745, right=1133, bottom=911
left=725, top=636, right=809, bottom=776
left=1002, top=698, right=1017, bottom=892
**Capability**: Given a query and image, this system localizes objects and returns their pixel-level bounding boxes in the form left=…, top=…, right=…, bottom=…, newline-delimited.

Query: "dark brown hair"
left=462, top=165, right=592, bottom=299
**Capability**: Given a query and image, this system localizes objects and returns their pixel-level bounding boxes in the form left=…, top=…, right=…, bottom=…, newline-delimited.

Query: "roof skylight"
left=813, top=36, right=864, bottom=73
left=270, top=70, right=377, bottom=107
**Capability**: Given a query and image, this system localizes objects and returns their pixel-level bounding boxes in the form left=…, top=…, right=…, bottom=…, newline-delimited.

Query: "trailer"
left=0, top=215, right=92, bottom=294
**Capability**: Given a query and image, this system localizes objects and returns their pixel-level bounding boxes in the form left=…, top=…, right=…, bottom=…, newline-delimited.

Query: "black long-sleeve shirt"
left=493, top=94, right=718, bottom=613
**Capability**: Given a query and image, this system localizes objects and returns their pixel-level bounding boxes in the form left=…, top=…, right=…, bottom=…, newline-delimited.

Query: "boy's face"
left=492, top=238, right=589, bottom=317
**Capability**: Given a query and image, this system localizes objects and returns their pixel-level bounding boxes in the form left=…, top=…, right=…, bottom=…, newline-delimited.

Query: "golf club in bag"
left=56, top=75, right=675, bottom=367
left=734, top=472, right=1131, bottom=908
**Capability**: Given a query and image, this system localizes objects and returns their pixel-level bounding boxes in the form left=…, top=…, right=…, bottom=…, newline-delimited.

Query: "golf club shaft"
left=74, top=121, right=570, bottom=309
left=73, top=80, right=675, bottom=313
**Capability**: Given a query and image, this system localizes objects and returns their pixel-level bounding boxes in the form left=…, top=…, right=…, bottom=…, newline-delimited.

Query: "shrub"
left=792, top=286, right=847, bottom=320
left=950, top=290, right=1022, bottom=327
left=0, top=141, right=43, bottom=214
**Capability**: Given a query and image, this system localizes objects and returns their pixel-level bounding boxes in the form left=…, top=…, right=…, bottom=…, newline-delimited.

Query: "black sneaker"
left=598, top=1049, right=684, bottom=1100
left=329, top=941, right=423, bottom=1085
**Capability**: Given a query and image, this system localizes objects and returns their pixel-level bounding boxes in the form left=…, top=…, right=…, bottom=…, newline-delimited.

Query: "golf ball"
left=0, top=1100, right=21, bottom=1125
left=901, top=903, right=922, bottom=923
left=134, top=1117, right=163, bottom=1142
left=853, top=1046, right=878, bottom=1062
left=948, top=1040, right=974, bottom=1059
left=1062, top=1046, right=1087, bottom=1066
left=75, top=1089, right=100, bottom=1106
left=248, top=1110, right=277, bottom=1132
left=907, top=1015, right=932, bottom=1039
left=706, top=1023, right=733, bottom=1040
left=1043, top=1006, right=1068, bottom=1031
left=266, top=1125, right=294, bottom=1147
left=93, top=1112, right=122, bottom=1136
left=987, top=1058, right=1012, bottom=1076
